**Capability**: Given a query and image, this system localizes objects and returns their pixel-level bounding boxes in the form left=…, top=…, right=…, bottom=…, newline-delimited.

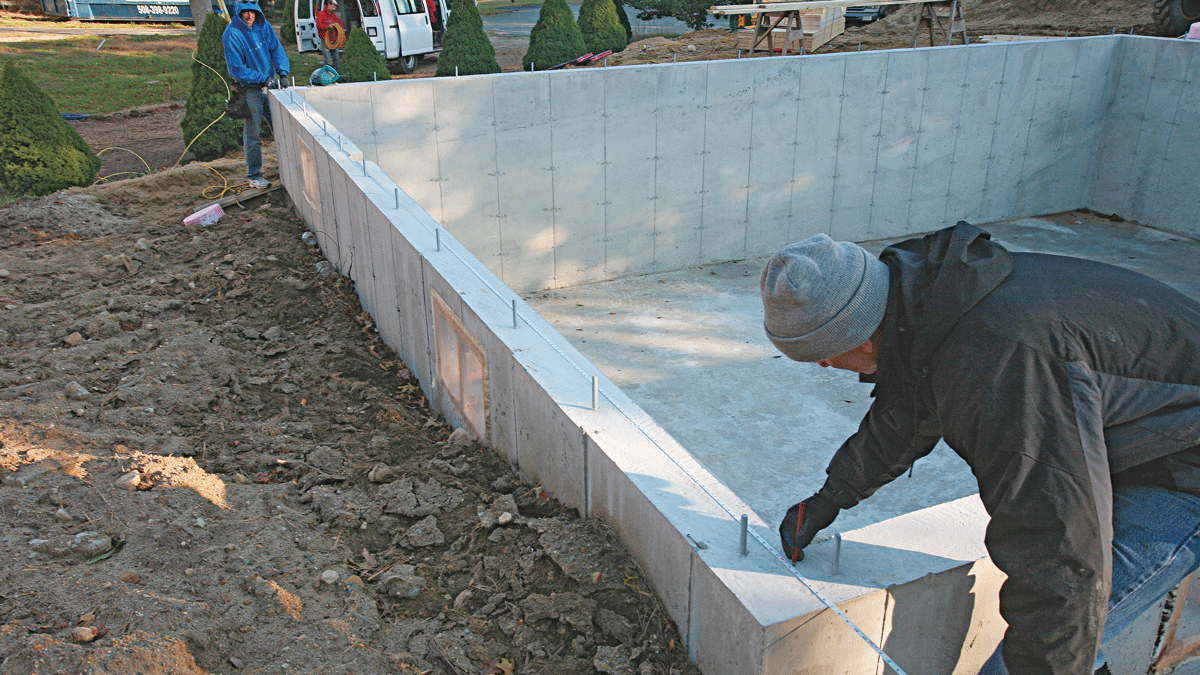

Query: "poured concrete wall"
left=299, top=36, right=1198, bottom=293
left=270, top=35, right=1199, bottom=675
left=1089, top=36, right=1200, bottom=237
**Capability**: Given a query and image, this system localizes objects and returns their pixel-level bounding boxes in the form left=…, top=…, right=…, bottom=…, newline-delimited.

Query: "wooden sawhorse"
left=749, top=10, right=804, bottom=56
left=911, top=0, right=968, bottom=47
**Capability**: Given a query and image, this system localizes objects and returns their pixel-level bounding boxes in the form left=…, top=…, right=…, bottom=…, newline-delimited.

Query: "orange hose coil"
left=324, top=22, right=347, bottom=50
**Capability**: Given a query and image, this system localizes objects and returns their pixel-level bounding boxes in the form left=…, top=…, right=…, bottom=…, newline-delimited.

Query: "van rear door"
left=355, top=0, right=394, bottom=58
left=393, top=0, right=432, bottom=56
left=295, top=0, right=318, bottom=51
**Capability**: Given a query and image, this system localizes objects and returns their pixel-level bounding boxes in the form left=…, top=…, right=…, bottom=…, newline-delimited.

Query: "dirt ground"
left=603, top=0, right=1157, bottom=66
left=0, top=153, right=705, bottom=675
left=0, top=1, right=1164, bottom=673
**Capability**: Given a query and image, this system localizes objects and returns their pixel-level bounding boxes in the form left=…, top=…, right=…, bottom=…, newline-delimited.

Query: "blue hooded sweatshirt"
left=222, top=1, right=290, bottom=86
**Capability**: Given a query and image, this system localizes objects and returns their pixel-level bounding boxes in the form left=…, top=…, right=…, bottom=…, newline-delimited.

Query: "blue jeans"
left=320, top=43, right=340, bottom=70
left=980, top=485, right=1200, bottom=674
left=243, top=86, right=272, bottom=181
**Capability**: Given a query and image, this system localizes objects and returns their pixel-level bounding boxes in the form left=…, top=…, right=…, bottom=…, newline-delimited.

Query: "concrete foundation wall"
left=299, top=36, right=1197, bottom=293
left=1089, top=37, right=1200, bottom=238
left=271, top=35, right=1198, bottom=675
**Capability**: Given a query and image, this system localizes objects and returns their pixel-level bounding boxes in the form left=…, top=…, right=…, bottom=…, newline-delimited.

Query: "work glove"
left=273, top=74, right=290, bottom=89
left=779, top=491, right=839, bottom=563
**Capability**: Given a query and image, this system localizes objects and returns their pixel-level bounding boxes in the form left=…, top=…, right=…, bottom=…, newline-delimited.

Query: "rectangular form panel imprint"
left=431, top=289, right=489, bottom=440
left=298, top=137, right=321, bottom=214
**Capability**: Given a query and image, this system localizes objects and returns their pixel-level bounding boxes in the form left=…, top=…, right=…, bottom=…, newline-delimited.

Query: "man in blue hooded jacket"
left=223, top=1, right=290, bottom=190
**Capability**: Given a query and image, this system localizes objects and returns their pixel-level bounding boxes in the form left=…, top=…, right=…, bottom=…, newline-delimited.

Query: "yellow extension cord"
left=93, top=12, right=276, bottom=201
left=93, top=148, right=277, bottom=202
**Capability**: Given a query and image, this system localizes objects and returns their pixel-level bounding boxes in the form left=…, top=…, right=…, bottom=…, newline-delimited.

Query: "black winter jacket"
left=818, top=223, right=1200, bottom=675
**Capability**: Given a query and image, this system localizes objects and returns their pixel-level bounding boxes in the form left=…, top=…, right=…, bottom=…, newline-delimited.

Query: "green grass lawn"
left=0, top=16, right=323, bottom=115
left=1, top=34, right=197, bottom=114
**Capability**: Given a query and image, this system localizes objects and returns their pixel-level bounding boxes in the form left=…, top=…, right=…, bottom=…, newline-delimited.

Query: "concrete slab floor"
left=524, top=211, right=1200, bottom=542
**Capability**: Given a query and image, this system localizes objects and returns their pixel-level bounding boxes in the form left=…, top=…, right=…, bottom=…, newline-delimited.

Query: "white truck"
left=295, top=0, right=451, bottom=74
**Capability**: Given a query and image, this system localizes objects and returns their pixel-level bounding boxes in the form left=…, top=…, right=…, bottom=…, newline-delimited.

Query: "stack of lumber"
left=736, top=3, right=846, bottom=53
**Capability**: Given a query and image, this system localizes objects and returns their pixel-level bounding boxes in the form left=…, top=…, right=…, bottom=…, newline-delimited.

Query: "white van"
left=295, top=0, right=451, bottom=73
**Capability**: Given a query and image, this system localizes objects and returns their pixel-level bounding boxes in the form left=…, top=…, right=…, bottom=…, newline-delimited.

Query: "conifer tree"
left=181, top=14, right=243, bottom=162
left=522, top=0, right=587, bottom=71
left=613, top=0, right=633, bottom=42
left=0, top=61, right=100, bottom=196
left=280, top=0, right=297, bottom=45
left=435, top=0, right=500, bottom=77
left=578, top=0, right=627, bottom=55
left=340, top=27, right=390, bottom=82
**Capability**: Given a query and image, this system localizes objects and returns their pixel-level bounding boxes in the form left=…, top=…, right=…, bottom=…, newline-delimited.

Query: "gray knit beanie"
left=760, top=234, right=890, bottom=362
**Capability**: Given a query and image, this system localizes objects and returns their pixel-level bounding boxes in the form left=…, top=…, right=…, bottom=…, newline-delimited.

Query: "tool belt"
left=224, top=82, right=254, bottom=120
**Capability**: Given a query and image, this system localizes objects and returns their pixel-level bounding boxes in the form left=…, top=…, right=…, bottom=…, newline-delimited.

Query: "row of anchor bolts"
left=737, top=515, right=841, bottom=576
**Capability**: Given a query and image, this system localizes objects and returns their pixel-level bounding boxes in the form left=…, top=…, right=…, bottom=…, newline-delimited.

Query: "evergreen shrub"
left=181, top=14, right=243, bottom=161
left=578, top=0, right=627, bottom=54
left=0, top=61, right=100, bottom=197
left=613, top=0, right=633, bottom=42
left=340, top=27, right=390, bottom=82
left=522, top=0, right=587, bottom=71
left=280, top=0, right=297, bottom=45
left=435, top=0, right=500, bottom=77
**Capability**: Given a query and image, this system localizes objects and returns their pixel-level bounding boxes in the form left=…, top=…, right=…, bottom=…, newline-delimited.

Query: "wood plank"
left=198, top=183, right=283, bottom=211
left=808, top=16, right=845, bottom=50
left=737, top=14, right=845, bottom=53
